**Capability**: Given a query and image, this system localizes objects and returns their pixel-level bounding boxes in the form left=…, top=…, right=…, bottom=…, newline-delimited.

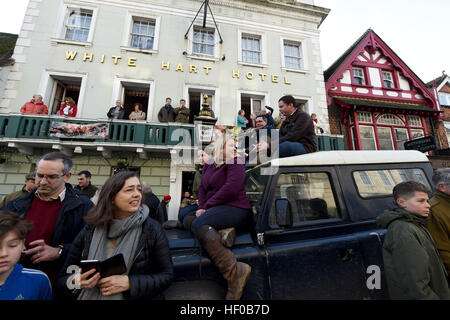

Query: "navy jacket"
left=56, top=217, right=174, bottom=300
left=2, top=184, right=94, bottom=266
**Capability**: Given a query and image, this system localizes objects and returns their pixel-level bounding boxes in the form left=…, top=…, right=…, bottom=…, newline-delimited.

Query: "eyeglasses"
left=36, top=173, right=65, bottom=181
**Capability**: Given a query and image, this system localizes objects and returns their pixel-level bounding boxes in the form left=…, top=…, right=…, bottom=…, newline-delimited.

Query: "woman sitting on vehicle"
left=56, top=171, right=173, bottom=300
left=183, top=131, right=252, bottom=300
left=59, top=97, right=77, bottom=117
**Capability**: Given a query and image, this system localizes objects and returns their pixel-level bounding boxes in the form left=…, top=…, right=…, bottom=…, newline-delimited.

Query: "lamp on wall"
left=221, top=54, right=225, bottom=61
left=182, top=51, right=188, bottom=56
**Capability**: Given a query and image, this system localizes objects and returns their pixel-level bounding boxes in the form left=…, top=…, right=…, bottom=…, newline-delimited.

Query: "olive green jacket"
left=174, top=107, right=190, bottom=123
left=0, top=187, right=29, bottom=208
left=376, top=208, right=450, bottom=300
left=428, top=191, right=450, bottom=275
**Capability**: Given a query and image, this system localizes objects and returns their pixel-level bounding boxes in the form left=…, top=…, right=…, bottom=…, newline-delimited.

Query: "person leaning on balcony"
left=158, top=97, right=175, bottom=122
left=56, top=170, right=174, bottom=300
left=237, top=110, right=248, bottom=128
left=20, top=94, right=48, bottom=115
left=58, top=97, right=77, bottom=117
left=107, top=100, right=126, bottom=120
left=128, top=103, right=146, bottom=120
left=427, top=168, right=450, bottom=279
left=183, top=133, right=252, bottom=300
left=173, top=99, right=190, bottom=123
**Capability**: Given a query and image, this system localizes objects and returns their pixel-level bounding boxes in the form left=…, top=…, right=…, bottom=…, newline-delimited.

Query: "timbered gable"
left=325, top=29, right=437, bottom=111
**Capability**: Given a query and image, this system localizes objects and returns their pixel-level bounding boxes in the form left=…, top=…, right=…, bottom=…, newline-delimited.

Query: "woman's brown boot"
left=197, top=225, right=251, bottom=300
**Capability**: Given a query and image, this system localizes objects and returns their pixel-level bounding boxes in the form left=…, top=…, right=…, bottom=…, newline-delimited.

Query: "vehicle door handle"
left=339, top=248, right=355, bottom=262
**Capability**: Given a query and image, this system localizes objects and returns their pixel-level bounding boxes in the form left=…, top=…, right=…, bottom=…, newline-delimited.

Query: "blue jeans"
left=178, top=204, right=198, bottom=223
left=192, top=205, right=251, bottom=235
left=279, top=141, right=307, bottom=158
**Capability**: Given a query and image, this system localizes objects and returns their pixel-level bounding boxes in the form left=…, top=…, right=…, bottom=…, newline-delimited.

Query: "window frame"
left=280, top=36, right=308, bottom=73
left=186, top=25, right=220, bottom=61
left=52, top=3, right=98, bottom=46
left=382, top=70, right=395, bottom=89
left=352, top=168, right=432, bottom=200
left=121, top=11, right=161, bottom=54
left=237, top=29, right=267, bottom=67
left=264, top=167, right=346, bottom=231
left=352, top=67, right=366, bottom=86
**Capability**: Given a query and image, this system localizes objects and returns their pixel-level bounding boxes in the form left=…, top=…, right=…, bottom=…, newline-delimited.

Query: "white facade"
left=0, top=0, right=330, bottom=219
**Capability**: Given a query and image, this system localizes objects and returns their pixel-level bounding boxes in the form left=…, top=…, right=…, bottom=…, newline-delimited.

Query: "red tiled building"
left=324, top=29, right=444, bottom=152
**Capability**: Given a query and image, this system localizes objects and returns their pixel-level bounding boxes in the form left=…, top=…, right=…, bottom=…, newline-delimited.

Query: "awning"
left=332, top=96, right=440, bottom=113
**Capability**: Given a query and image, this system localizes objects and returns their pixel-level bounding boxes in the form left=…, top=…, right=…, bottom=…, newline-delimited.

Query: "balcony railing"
left=0, top=114, right=344, bottom=151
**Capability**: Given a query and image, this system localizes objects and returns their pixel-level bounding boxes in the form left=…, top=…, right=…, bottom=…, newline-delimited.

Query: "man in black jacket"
left=2, top=152, right=94, bottom=287
left=142, top=182, right=160, bottom=220
left=107, top=100, right=126, bottom=120
left=158, top=97, right=175, bottom=122
left=277, top=95, right=316, bottom=158
left=75, top=170, right=98, bottom=199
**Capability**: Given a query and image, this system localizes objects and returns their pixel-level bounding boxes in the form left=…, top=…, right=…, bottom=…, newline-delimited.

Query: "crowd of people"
left=0, top=151, right=449, bottom=300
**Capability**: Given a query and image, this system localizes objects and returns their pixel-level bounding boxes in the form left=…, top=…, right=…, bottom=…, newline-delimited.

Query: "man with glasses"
left=2, top=152, right=94, bottom=288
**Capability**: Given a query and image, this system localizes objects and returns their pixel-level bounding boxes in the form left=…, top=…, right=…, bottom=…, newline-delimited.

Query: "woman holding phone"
left=56, top=171, right=173, bottom=300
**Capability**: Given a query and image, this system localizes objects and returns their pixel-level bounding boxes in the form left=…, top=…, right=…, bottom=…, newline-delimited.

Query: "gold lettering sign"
left=176, top=64, right=184, bottom=72
left=64, top=53, right=294, bottom=85
left=161, top=61, right=170, bottom=70
left=204, top=66, right=212, bottom=75
left=190, top=65, right=198, bottom=73
left=112, top=56, right=122, bottom=65
left=83, top=52, right=93, bottom=62
left=65, top=51, right=77, bottom=60
left=128, top=58, right=137, bottom=67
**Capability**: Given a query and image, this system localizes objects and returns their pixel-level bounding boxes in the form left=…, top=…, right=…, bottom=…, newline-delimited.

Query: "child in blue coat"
left=0, top=211, right=52, bottom=300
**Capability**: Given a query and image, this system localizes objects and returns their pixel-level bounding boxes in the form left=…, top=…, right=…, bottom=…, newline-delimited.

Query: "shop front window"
left=377, top=127, right=394, bottom=150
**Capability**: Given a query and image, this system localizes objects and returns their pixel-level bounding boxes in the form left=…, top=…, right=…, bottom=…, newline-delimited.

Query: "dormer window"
left=382, top=71, right=394, bottom=88
left=353, top=68, right=366, bottom=85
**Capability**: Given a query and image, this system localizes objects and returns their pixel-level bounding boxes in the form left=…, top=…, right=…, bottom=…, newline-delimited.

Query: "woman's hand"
left=78, top=268, right=101, bottom=289
left=196, top=209, right=206, bottom=217
left=98, top=275, right=130, bottom=296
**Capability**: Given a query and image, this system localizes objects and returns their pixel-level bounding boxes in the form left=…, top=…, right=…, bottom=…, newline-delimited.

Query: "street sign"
left=404, top=136, right=437, bottom=153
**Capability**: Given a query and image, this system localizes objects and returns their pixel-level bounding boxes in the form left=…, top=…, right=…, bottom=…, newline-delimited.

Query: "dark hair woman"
left=56, top=171, right=173, bottom=300
left=129, top=103, right=146, bottom=120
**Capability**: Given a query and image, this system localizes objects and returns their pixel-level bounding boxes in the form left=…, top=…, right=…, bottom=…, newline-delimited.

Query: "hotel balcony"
left=0, top=114, right=344, bottom=157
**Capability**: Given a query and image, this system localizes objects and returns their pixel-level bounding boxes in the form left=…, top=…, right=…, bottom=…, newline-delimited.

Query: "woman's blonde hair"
left=206, top=128, right=235, bottom=166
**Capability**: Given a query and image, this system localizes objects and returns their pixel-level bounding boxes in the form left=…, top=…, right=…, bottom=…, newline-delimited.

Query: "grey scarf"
left=78, top=205, right=149, bottom=300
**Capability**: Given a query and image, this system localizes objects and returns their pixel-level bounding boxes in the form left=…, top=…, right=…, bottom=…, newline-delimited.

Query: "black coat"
left=74, top=183, right=98, bottom=199
left=143, top=192, right=160, bottom=220
left=56, top=217, right=174, bottom=300
left=2, top=184, right=94, bottom=267
left=107, top=106, right=126, bottom=119
left=279, top=108, right=317, bottom=153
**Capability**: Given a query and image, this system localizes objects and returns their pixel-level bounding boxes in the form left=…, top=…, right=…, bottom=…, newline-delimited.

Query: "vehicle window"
left=245, top=165, right=270, bottom=208
left=353, top=168, right=431, bottom=198
left=269, top=172, right=340, bottom=227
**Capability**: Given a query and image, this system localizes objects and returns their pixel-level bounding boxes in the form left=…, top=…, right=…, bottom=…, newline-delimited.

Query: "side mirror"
left=275, top=199, right=293, bottom=228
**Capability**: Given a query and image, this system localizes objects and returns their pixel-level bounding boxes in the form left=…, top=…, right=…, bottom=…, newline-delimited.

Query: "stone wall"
left=0, top=150, right=171, bottom=202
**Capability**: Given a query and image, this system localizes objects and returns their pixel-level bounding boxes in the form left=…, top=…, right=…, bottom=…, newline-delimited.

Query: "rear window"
left=353, top=168, right=431, bottom=198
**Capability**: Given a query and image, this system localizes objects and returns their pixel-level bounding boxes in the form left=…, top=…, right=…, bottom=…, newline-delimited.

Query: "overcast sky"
left=0, top=0, right=448, bottom=82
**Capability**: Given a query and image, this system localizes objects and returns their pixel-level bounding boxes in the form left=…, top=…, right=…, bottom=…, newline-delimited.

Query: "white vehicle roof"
left=265, top=150, right=430, bottom=167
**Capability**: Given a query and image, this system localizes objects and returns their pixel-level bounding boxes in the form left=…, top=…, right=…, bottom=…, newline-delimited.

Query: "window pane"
left=410, top=129, right=425, bottom=139
left=353, top=169, right=431, bottom=198
left=359, top=126, right=377, bottom=150
left=377, top=127, right=394, bottom=150
left=408, top=116, right=422, bottom=127
left=269, top=172, right=340, bottom=227
left=394, top=128, right=409, bottom=150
